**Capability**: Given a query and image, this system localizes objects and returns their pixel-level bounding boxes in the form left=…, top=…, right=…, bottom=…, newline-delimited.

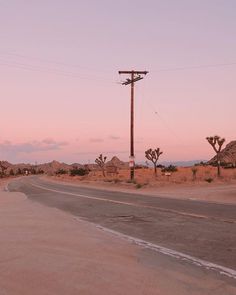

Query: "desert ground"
left=49, top=166, right=236, bottom=204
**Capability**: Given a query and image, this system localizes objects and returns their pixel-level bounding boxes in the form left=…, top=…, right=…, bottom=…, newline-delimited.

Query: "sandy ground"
left=48, top=174, right=236, bottom=204
left=1, top=182, right=236, bottom=294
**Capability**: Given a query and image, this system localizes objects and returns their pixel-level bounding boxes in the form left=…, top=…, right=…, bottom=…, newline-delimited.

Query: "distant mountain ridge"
left=0, top=156, right=210, bottom=175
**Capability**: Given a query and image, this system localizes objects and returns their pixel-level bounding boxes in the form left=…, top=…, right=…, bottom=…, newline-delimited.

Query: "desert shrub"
left=195, top=161, right=208, bottom=167
left=17, top=168, right=22, bottom=175
left=70, top=168, right=89, bottom=176
left=114, top=178, right=121, bottom=183
left=161, top=165, right=178, bottom=173
left=205, top=177, right=213, bottom=183
left=157, top=164, right=165, bottom=169
left=134, top=165, right=144, bottom=170
left=0, top=172, right=5, bottom=178
left=223, top=164, right=236, bottom=169
left=104, top=179, right=113, bottom=182
left=209, top=162, right=218, bottom=167
left=37, top=169, right=45, bottom=174
left=55, top=169, right=67, bottom=175
left=136, top=183, right=142, bottom=189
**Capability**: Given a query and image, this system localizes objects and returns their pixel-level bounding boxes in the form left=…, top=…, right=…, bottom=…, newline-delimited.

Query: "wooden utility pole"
left=118, top=70, right=148, bottom=180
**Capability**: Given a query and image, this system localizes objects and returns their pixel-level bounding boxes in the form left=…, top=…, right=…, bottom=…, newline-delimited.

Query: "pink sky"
left=0, top=1, right=235, bottom=164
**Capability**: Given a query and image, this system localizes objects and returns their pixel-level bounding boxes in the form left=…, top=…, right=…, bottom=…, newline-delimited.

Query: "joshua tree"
left=95, top=154, right=107, bottom=177
left=206, top=135, right=225, bottom=177
left=145, top=148, right=163, bottom=176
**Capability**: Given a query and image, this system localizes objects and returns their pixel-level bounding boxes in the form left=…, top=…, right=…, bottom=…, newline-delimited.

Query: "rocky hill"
left=209, top=140, right=236, bottom=166
left=37, top=160, right=72, bottom=174
left=106, top=156, right=129, bottom=169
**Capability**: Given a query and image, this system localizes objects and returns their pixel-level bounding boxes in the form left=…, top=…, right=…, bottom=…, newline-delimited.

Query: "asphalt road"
left=8, top=176, right=236, bottom=272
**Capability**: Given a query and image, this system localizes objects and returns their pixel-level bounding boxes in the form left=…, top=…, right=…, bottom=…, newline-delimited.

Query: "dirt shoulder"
left=45, top=175, right=236, bottom=205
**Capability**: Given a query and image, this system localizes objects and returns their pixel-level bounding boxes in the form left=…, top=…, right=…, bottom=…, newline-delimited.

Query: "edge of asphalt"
left=40, top=175, right=236, bottom=206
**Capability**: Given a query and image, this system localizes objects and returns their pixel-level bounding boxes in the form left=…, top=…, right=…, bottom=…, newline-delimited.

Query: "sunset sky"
left=0, top=0, right=235, bottom=164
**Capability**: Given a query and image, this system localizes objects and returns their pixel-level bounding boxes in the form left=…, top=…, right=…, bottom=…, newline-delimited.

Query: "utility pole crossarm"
left=119, top=71, right=148, bottom=85
left=119, top=70, right=148, bottom=75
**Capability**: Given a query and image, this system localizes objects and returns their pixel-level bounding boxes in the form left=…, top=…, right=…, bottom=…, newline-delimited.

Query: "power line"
left=1, top=50, right=236, bottom=85
left=1, top=50, right=236, bottom=74
left=0, top=59, right=117, bottom=83
left=153, top=62, right=236, bottom=73
left=0, top=51, right=114, bottom=74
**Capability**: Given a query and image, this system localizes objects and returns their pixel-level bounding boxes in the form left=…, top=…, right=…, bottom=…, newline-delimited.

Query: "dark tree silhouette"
left=0, top=161, right=7, bottom=178
left=145, top=148, right=163, bottom=176
left=206, top=135, right=225, bottom=177
left=95, top=154, right=107, bottom=177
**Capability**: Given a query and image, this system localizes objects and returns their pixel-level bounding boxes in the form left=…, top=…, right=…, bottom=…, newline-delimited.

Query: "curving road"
left=8, top=176, right=236, bottom=274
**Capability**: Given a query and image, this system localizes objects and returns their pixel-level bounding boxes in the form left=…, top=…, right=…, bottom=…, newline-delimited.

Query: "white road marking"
left=31, top=182, right=236, bottom=223
left=27, top=182, right=236, bottom=279
left=93, top=223, right=236, bottom=280
left=71, top=215, right=236, bottom=280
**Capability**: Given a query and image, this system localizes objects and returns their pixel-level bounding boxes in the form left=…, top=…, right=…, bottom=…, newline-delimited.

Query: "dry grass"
left=52, top=166, right=236, bottom=188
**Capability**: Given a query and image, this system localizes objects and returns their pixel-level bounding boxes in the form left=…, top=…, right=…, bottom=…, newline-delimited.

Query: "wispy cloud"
left=0, top=139, right=68, bottom=154
left=76, top=150, right=129, bottom=155
left=108, top=135, right=120, bottom=140
left=89, top=138, right=104, bottom=143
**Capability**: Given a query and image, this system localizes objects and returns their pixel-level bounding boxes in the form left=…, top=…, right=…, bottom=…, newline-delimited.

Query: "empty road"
left=8, top=176, right=236, bottom=275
